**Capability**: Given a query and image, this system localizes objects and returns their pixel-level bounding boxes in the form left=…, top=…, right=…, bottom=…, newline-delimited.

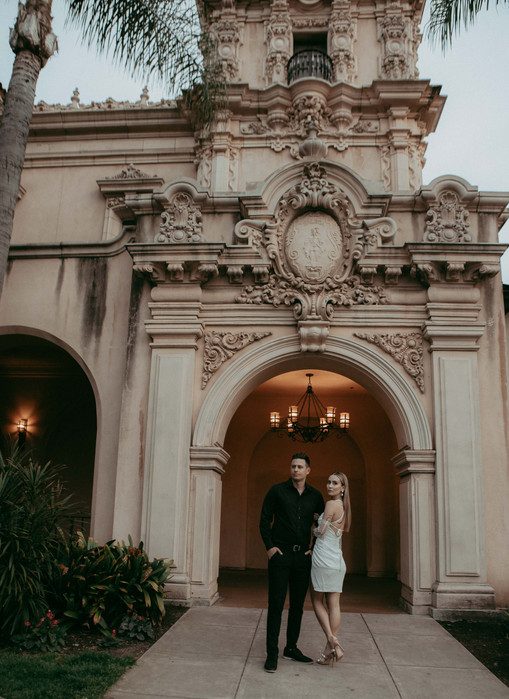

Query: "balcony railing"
left=287, top=50, right=333, bottom=85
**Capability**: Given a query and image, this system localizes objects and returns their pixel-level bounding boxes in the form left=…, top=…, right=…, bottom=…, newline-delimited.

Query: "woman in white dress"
left=310, top=471, right=351, bottom=665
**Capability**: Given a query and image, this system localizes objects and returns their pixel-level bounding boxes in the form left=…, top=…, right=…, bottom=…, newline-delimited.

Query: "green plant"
left=118, top=611, right=155, bottom=641
left=54, top=533, right=172, bottom=635
left=0, top=446, right=74, bottom=636
left=11, top=610, right=68, bottom=653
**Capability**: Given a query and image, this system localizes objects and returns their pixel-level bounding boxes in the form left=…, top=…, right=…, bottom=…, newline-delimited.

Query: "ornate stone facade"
left=2, top=0, right=508, bottom=618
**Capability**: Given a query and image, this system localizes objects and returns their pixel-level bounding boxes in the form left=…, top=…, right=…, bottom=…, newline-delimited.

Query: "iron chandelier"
left=269, top=373, right=350, bottom=444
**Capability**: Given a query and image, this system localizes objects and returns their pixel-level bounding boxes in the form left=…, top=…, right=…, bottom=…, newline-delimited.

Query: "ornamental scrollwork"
left=377, top=7, right=418, bottom=80
left=354, top=331, right=425, bottom=392
left=329, top=0, right=357, bottom=84
left=264, top=0, right=292, bottom=84
left=157, top=192, right=203, bottom=243
left=210, top=1, right=242, bottom=82
left=424, top=190, right=471, bottom=243
left=202, top=331, right=272, bottom=388
left=235, top=163, right=394, bottom=333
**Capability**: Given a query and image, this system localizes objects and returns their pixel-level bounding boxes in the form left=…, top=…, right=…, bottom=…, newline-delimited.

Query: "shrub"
left=54, top=533, right=172, bottom=635
left=0, top=447, right=74, bottom=636
left=11, top=610, right=68, bottom=652
left=118, top=611, right=155, bottom=641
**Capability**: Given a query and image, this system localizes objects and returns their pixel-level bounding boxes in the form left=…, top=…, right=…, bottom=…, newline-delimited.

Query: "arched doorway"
left=0, top=334, right=97, bottom=535
left=218, top=369, right=400, bottom=609
left=188, top=335, right=434, bottom=612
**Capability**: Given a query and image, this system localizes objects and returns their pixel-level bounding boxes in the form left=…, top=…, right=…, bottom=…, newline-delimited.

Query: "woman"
left=310, top=471, right=351, bottom=666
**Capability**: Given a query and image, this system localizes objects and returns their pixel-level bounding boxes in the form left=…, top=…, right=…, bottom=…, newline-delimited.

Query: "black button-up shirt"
left=260, top=478, right=325, bottom=550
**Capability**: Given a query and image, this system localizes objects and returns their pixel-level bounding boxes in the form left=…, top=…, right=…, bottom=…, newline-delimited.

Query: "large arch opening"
left=0, top=334, right=97, bottom=535
left=217, top=368, right=401, bottom=610
left=191, top=334, right=432, bottom=610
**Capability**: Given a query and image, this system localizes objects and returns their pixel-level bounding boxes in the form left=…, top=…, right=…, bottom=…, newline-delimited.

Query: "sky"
left=1, top=0, right=509, bottom=281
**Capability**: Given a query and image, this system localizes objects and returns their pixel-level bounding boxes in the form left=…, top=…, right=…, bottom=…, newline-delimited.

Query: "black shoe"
left=264, top=656, right=278, bottom=673
left=283, top=646, right=313, bottom=663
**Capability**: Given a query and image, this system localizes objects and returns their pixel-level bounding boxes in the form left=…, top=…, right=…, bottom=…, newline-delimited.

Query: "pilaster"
left=423, top=298, right=495, bottom=613
left=141, top=297, right=203, bottom=603
left=188, top=446, right=230, bottom=604
left=392, top=449, right=436, bottom=614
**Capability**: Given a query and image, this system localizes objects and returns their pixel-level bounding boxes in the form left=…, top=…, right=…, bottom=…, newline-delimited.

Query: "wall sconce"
left=17, top=418, right=28, bottom=446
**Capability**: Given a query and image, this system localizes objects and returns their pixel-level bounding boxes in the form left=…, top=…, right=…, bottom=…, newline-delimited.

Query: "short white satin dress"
left=310, top=512, right=346, bottom=593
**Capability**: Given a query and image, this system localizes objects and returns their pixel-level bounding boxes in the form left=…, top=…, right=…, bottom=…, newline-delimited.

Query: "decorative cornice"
left=202, top=330, right=272, bottom=388
left=354, top=331, right=425, bottom=392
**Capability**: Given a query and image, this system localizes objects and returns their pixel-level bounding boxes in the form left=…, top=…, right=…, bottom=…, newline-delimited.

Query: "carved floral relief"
left=354, top=331, right=425, bottom=392
left=202, top=330, right=272, bottom=388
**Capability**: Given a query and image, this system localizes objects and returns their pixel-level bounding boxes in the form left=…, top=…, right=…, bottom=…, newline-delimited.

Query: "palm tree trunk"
left=0, top=0, right=56, bottom=298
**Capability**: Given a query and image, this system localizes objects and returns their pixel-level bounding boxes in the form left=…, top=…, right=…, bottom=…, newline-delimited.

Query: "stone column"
left=424, top=301, right=496, bottom=615
left=188, top=446, right=230, bottom=604
left=141, top=299, right=203, bottom=603
left=392, top=449, right=436, bottom=614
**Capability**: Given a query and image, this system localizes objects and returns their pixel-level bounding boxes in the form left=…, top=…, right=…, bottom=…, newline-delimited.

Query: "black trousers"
left=266, top=547, right=311, bottom=658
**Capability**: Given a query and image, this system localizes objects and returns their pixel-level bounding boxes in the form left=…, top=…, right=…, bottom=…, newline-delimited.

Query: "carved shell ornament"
left=236, top=163, right=396, bottom=326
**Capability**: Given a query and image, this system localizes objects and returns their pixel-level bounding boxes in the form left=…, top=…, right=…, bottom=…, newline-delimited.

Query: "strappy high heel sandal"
left=316, top=650, right=334, bottom=665
left=317, top=641, right=334, bottom=665
left=332, top=636, right=344, bottom=662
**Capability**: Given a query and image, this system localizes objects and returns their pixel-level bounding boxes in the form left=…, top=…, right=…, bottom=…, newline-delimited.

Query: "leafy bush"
left=118, top=611, right=155, bottom=641
left=0, top=447, right=74, bottom=636
left=53, top=533, right=172, bottom=635
left=11, top=610, right=68, bottom=652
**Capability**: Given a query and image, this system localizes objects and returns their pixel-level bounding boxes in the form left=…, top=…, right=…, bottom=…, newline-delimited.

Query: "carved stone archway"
left=184, top=334, right=435, bottom=611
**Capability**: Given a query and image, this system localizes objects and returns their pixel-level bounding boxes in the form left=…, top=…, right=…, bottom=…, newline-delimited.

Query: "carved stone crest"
left=157, top=192, right=203, bottom=243
left=236, top=163, right=396, bottom=350
left=286, top=212, right=342, bottom=283
left=424, top=190, right=471, bottom=243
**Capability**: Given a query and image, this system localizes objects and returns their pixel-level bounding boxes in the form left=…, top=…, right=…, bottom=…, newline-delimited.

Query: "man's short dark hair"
left=291, top=452, right=310, bottom=467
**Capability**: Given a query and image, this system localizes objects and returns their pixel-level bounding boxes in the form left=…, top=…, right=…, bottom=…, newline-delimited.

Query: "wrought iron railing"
left=287, top=50, right=333, bottom=85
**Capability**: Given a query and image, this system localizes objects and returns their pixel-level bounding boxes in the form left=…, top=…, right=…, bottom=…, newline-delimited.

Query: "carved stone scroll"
left=354, top=331, right=425, bottom=392
left=202, top=331, right=272, bottom=387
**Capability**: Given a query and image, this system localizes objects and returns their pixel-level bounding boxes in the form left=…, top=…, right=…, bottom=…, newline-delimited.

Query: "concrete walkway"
left=105, top=606, right=509, bottom=699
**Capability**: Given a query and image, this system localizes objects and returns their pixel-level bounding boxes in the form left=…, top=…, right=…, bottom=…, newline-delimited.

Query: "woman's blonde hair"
left=331, top=471, right=351, bottom=532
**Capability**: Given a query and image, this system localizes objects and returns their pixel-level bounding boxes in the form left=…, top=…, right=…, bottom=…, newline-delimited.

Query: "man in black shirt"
left=259, top=452, right=325, bottom=672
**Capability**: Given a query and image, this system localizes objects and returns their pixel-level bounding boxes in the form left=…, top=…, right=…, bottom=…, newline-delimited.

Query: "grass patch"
left=0, top=649, right=135, bottom=699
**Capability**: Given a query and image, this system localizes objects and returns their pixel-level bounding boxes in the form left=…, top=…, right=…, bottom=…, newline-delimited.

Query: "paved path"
left=105, top=606, right=509, bottom=698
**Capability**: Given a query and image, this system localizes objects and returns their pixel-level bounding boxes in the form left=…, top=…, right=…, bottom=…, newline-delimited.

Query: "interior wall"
left=220, top=370, right=399, bottom=578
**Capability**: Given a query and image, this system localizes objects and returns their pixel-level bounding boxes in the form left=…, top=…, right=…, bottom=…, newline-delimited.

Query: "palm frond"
left=426, top=0, right=502, bottom=48
left=63, top=0, right=226, bottom=126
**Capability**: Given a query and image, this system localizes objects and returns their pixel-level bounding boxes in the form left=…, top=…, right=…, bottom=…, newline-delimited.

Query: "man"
left=259, top=452, right=325, bottom=673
